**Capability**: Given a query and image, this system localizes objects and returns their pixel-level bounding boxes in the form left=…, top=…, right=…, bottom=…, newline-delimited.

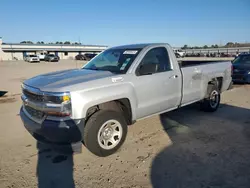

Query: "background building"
left=0, top=37, right=107, bottom=61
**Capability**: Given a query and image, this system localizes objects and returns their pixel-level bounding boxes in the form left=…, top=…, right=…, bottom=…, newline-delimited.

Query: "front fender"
left=70, top=83, right=137, bottom=120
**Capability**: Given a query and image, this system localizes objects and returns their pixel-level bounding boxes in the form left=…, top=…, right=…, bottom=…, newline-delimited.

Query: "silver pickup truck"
left=20, top=43, right=232, bottom=156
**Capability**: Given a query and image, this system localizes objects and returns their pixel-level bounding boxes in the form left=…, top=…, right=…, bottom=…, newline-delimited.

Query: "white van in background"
left=37, top=51, right=47, bottom=60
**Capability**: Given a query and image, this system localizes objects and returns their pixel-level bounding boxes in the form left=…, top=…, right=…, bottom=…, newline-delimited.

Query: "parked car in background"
left=75, top=54, right=85, bottom=60
left=37, top=52, right=47, bottom=61
left=220, top=53, right=233, bottom=57
left=75, top=53, right=97, bottom=61
left=23, top=55, right=29, bottom=61
left=20, top=43, right=232, bottom=157
left=26, top=55, right=40, bottom=63
left=232, top=53, right=250, bottom=83
left=84, top=53, right=97, bottom=61
left=174, top=52, right=181, bottom=58
left=173, top=49, right=185, bottom=57
left=184, top=53, right=195, bottom=57
left=44, top=54, right=59, bottom=62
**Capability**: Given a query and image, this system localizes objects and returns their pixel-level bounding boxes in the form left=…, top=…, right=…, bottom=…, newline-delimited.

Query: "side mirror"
left=138, top=63, right=158, bottom=75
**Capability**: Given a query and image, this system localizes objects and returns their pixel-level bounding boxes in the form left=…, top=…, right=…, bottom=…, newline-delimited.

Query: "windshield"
left=82, top=48, right=142, bottom=74
left=30, top=55, right=37, bottom=57
left=233, top=55, right=250, bottom=64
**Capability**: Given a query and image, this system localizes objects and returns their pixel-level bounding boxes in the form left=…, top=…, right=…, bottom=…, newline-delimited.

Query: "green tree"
left=182, top=44, right=188, bottom=49
left=64, top=41, right=71, bottom=44
left=225, top=42, right=234, bottom=47
left=234, top=42, right=240, bottom=47
left=214, top=44, right=219, bottom=48
left=203, top=45, right=208, bottom=49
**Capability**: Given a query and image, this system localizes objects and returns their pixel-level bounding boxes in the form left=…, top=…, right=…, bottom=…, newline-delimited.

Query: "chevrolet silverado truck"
left=20, top=43, right=232, bottom=157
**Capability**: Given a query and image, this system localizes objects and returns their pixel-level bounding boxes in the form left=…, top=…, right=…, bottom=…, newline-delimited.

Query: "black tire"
left=200, top=84, right=220, bottom=112
left=83, top=110, right=127, bottom=157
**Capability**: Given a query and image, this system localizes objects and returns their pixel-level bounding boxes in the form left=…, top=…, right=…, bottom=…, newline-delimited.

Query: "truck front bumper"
left=20, top=107, right=85, bottom=145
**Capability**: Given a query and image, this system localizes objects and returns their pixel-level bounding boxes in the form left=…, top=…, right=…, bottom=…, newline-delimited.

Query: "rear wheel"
left=200, top=84, right=220, bottom=112
left=83, top=110, right=127, bottom=157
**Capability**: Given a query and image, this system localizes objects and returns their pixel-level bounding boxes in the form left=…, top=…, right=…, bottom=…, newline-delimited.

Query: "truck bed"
left=179, top=60, right=232, bottom=105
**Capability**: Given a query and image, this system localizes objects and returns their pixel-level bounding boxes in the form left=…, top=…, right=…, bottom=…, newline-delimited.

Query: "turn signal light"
left=62, top=95, right=70, bottom=102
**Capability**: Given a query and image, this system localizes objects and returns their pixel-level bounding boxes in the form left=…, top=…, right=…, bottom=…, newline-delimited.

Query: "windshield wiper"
left=83, top=67, right=120, bottom=74
left=82, top=67, right=100, bottom=71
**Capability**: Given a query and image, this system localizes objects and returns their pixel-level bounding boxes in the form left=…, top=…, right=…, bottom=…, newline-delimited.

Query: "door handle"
left=194, top=70, right=201, bottom=74
left=169, top=75, right=178, bottom=79
left=192, top=72, right=202, bottom=79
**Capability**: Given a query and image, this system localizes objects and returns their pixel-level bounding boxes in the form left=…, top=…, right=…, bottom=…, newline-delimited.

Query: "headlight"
left=62, top=95, right=70, bottom=102
left=21, top=83, right=72, bottom=117
left=44, top=92, right=72, bottom=117
left=44, top=93, right=71, bottom=104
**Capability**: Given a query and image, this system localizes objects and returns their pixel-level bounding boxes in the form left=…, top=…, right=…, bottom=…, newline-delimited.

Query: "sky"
left=0, top=0, right=250, bottom=47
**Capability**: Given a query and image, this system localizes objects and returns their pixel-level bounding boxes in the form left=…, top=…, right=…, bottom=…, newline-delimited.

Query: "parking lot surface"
left=0, top=60, right=250, bottom=188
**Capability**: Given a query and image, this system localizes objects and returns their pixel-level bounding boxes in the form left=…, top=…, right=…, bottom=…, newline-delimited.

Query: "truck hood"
left=24, top=69, right=115, bottom=92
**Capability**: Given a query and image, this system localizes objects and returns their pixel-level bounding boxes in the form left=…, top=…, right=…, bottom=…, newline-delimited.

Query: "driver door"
left=133, top=47, right=181, bottom=119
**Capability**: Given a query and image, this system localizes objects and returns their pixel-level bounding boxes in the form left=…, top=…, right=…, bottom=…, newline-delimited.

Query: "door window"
left=138, top=47, right=171, bottom=75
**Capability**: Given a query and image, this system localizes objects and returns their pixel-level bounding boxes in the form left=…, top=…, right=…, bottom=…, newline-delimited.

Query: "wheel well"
left=86, top=98, right=133, bottom=125
left=208, top=77, right=223, bottom=91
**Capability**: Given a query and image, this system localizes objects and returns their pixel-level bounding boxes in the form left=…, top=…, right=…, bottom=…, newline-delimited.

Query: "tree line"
left=181, top=42, right=250, bottom=49
left=19, top=41, right=250, bottom=48
left=20, top=41, right=82, bottom=45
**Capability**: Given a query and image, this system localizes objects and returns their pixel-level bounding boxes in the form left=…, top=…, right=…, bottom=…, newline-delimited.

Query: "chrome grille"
left=24, top=105, right=45, bottom=120
left=23, top=89, right=44, bottom=102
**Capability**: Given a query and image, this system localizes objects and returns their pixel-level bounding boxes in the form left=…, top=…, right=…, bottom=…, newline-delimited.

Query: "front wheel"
left=200, top=84, right=220, bottom=112
left=83, top=110, right=127, bottom=157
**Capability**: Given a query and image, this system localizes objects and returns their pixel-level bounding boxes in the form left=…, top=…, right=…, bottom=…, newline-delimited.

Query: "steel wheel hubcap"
left=97, top=119, right=122, bottom=150
left=210, top=90, right=219, bottom=108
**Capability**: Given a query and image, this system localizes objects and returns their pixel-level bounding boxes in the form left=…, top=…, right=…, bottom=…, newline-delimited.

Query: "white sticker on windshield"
left=120, top=64, right=126, bottom=70
left=123, top=50, right=138, bottom=55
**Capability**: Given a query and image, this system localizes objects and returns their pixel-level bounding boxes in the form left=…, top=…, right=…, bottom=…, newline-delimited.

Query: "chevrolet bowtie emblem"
left=24, top=98, right=28, bottom=106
